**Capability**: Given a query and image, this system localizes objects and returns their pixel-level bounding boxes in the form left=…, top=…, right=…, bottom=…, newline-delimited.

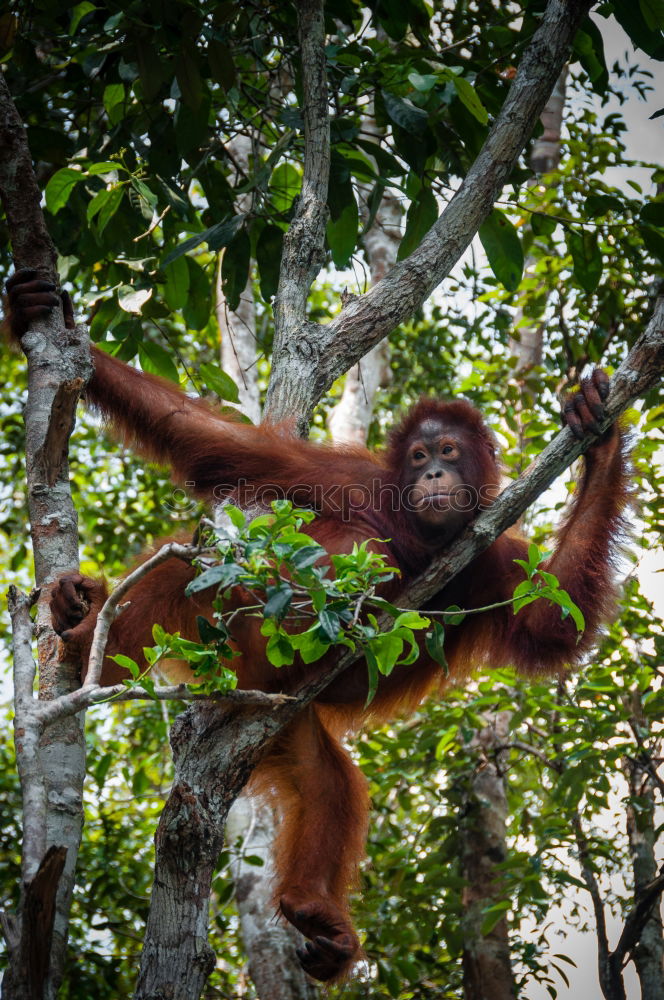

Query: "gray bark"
left=328, top=139, right=400, bottom=445
left=215, top=132, right=262, bottom=424
left=625, top=763, right=664, bottom=1000
left=622, top=691, right=664, bottom=1000
left=461, top=713, right=516, bottom=1000
left=0, top=70, right=92, bottom=1000
left=269, top=0, right=330, bottom=435
left=509, top=67, right=568, bottom=375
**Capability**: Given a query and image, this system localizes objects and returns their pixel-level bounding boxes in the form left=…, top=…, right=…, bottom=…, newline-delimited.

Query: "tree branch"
left=270, top=0, right=330, bottom=433
left=265, top=0, right=596, bottom=423
left=612, top=867, right=664, bottom=972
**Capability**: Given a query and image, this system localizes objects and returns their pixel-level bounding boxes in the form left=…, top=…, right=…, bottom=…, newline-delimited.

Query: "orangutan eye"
left=413, top=450, right=427, bottom=461
left=442, top=444, right=455, bottom=456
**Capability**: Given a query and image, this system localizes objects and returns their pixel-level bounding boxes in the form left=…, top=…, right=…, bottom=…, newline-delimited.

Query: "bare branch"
left=85, top=541, right=201, bottom=685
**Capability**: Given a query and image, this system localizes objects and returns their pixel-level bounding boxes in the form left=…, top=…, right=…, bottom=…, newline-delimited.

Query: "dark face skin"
left=404, top=419, right=475, bottom=542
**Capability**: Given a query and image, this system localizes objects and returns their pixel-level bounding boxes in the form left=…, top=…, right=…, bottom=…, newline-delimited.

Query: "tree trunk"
left=0, top=71, right=91, bottom=1000
left=328, top=128, right=400, bottom=445
left=226, top=796, right=318, bottom=1000
left=624, top=694, right=664, bottom=1000
left=460, top=713, right=516, bottom=1000
left=509, top=67, right=568, bottom=376
left=215, top=131, right=262, bottom=424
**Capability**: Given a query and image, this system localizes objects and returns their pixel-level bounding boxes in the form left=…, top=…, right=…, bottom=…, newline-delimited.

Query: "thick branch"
left=612, top=867, right=664, bottom=975
left=265, top=0, right=595, bottom=423
left=270, top=0, right=330, bottom=432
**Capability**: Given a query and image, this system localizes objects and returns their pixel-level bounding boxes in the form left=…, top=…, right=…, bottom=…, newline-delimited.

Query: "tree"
left=1, top=1, right=664, bottom=997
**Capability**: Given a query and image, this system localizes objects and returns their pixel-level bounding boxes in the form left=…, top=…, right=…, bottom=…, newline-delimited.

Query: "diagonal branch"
left=265, top=0, right=597, bottom=423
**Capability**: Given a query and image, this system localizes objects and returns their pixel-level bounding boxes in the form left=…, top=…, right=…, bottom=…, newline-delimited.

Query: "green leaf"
left=567, top=229, right=602, bottom=293
left=639, top=0, right=664, bottom=31
left=221, top=229, right=251, bottom=311
left=531, top=212, right=557, bottom=237
left=398, top=187, right=438, bottom=260
left=175, top=45, right=203, bottom=109
left=291, top=544, right=325, bottom=569
left=45, top=168, right=83, bottom=214
left=481, top=899, right=510, bottom=935
left=270, top=162, right=301, bottom=214
left=573, top=21, right=608, bottom=95
left=393, top=611, right=429, bottom=630
left=96, top=185, right=124, bottom=235
left=174, top=89, right=210, bottom=155
left=108, top=653, right=140, bottom=678
left=367, top=631, right=403, bottom=676
left=197, top=616, right=229, bottom=643
left=163, top=215, right=246, bottom=266
left=199, top=362, right=240, bottom=403
left=139, top=341, right=179, bottom=382
left=118, top=285, right=152, bottom=313
left=641, top=201, right=664, bottom=227
left=452, top=75, right=489, bottom=125
left=640, top=224, right=664, bottom=262
left=186, top=563, right=243, bottom=595
left=318, top=610, right=341, bottom=643
left=382, top=90, right=429, bottom=134
left=70, top=1, right=95, bottom=34
left=256, top=224, right=284, bottom=301
left=208, top=39, right=236, bottom=90
left=182, top=257, right=211, bottom=331
left=364, top=649, right=380, bottom=706
left=162, top=256, right=190, bottom=311
left=611, top=1, right=664, bottom=60
left=136, top=40, right=167, bottom=102
left=408, top=71, right=437, bottom=92
left=327, top=199, right=358, bottom=267
left=356, top=139, right=405, bottom=176
left=86, top=186, right=113, bottom=222
left=264, top=586, right=293, bottom=620
left=290, top=628, right=329, bottom=664
left=584, top=193, right=623, bottom=217
left=478, top=209, right=524, bottom=292
left=266, top=631, right=295, bottom=667
left=435, top=725, right=458, bottom=759
left=88, top=160, right=123, bottom=176
left=103, top=82, right=125, bottom=123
